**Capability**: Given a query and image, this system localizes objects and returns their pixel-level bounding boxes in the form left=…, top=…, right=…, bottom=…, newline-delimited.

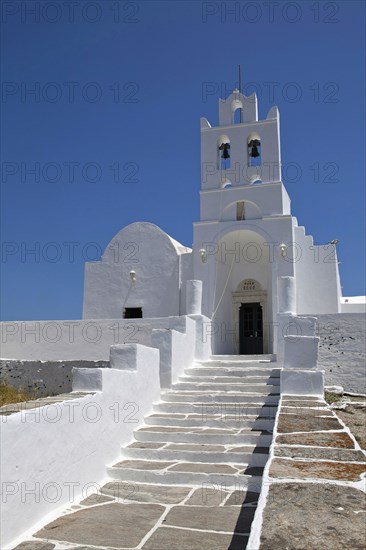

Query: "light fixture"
left=329, top=239, right=339, bottom=245
left=279, top=243, right=287, bottom=258
left=129, top=270, right=136, bottom=282
left=199, top=248, right=207, bottom=263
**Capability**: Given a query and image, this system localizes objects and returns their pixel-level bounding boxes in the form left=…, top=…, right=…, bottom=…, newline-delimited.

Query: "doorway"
left=239, top=302, right=263, bottom=354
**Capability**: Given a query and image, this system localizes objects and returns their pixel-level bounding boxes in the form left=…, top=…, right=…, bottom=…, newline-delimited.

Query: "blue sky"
left=1, top=0, right=365, bottom=320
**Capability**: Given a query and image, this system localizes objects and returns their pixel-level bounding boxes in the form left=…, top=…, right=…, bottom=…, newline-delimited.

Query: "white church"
left=83, top=88, right=359, bottom=356
left=2, top=84, right=366, bottom=550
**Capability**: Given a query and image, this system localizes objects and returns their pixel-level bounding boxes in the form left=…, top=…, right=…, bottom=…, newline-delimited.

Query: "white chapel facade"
left=83, top=88, right=349, bottom=355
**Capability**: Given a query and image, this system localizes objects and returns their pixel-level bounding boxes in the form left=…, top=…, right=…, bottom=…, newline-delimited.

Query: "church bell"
left=248, top=139, right=261, bottom=158
left=219, top=142, right=230, bottom=159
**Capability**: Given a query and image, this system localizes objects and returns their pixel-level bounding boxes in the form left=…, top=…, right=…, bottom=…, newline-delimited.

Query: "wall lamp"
left=279, top=243, right=287, bottom=258
left=129, top=270, right=136, bottom=283
left=199, top=248, right=207, bottom=263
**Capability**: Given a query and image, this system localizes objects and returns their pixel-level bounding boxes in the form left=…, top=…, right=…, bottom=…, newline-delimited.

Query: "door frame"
left=232, top=288, right=268, bottom=354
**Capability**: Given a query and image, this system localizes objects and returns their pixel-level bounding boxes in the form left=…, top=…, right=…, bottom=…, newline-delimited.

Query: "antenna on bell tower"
left=238, top=64, right=243, bottom=123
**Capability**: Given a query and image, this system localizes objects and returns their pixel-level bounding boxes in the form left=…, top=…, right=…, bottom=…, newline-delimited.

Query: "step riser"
left=160, top=394, right=280, bottom=404
left=179, top=376, right=280, bottom=385
left=153, top=403, right=277, bottom=417
left=121, top=448, right=269, bottom=466
left=107, top=467, right=263, bottom=489
left=198, top=362, right=274, bottom=368
left=186, top=369, right=280, bottom=377
left=134, top=431, right=273, bottom=446
left=145, top=417, right=275, bottom=430
left=210, top=354, right=276, bottom=361
left=173, top=383, right=280, bottom=392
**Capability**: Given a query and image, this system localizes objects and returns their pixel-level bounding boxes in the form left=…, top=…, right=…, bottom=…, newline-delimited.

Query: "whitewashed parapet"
left=276, top=313, right=317, bottom=365
left=187, top=314, right=212, bottom=361
left=151, top=316, right=196, bottom=388
left=0, top=316, right=191, bottom=362
left=280, top=369, right=324, bottom=396
left=277, top=313, right=323, bottom=396
left=186, top=280, right=203, bottom=315
left=283, top=335, right=319, bottom=370
left=0, top=344, right=160, bottom=549
left=281, top=336, right=322, bottom=396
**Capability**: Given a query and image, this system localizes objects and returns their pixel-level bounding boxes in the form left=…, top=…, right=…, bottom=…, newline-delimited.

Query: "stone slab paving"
left=335, top=402, right=366, bottom=450
left=274, top=444, right=366, bottom=461
left=280, top=405, right=333, bottom=416
left=13, top=482, right=257, bottom=550
left=270, top=457, right=366, bottom=481
left=143, top=527, right=247, bottom=550
left=168, top=462, right=245, bottom=474
left=275, top=430, right=355, bottom=448
left=277, top=413, right=343, bottom=432
left=163, top=504, right=255, bottom=532
left=256, top=394, right=366, bottom=549
left=259, top=483, right=366, bottom=550
left=100, top=481, right=192, bottom=504
left=33, top=503, right=166, bottom=548
left=12, top=544, right=56, bottom=550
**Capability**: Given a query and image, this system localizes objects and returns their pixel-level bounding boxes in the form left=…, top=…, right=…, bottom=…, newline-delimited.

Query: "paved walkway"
left=12, top=356, right=279, bottom=550
left=258, top=395, right=366, bottom=549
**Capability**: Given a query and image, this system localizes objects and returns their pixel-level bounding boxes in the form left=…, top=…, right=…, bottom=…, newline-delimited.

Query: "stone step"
left=185, top=367, right=281, bottom=377
left=173, top=376, right=280, bottom=389
left=108, top=458, right=264, bottom=489
left=172, top=382, right=280, bottom=392
left=160, top=391, right=280, bottom=404
left=210, top=354, right=276, bottom=362
left=145, top=413, right=275, bottom=430
left=199, top=361, right=275, bottom=369
left=121, top=441, right=270, bottom=466
left=133, top=426, right=273, bottom=446
left=153, top=401, right=278, bottom=417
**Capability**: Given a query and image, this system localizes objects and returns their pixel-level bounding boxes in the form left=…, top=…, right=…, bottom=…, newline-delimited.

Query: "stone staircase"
left=108, top=354, right=280, bottom=500
left=13, top=355, right=281, bottom=550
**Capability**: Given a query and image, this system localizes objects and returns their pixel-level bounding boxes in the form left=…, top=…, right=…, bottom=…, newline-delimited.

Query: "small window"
left=233, top=107, right=242, bottom=124
left=124, top=307, right=143, bottom=319
left=236, top=201, right=245, bottom=220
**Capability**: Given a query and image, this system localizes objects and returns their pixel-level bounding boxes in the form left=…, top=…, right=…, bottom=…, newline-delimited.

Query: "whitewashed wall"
left=1, top=345, right=160, bottom=549
left=0, top=316, right=191, bottom=361
left=314, top=313, right=366, bottom=393
left=294, top=226, right=341, bottom=314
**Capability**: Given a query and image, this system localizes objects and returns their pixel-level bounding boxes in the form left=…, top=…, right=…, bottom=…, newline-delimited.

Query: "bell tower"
left=200, top=89, right=281, bottom=190
left=198, top=85, right=289, bottom=224
left=193, top=80, right=293, bottom=354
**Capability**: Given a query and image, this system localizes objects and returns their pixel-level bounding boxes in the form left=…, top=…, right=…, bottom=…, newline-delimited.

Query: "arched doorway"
left=232, top=279, right=268, bottom=354
left=206, top=228, right=273, bottom=355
